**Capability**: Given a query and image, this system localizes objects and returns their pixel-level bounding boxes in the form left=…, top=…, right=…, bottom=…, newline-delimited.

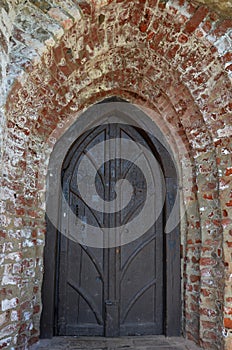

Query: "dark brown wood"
left=56, top=123, right=164, bottom=336
left=40, top=101, right=181, bottom=338
left=40, top=216, right=57, bottom=338
left=165, top=178, right=181, bottom=336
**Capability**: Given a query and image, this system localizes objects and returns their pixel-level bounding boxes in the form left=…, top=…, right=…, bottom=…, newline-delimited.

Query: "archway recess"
left=41, top=99, right=181, bottom=339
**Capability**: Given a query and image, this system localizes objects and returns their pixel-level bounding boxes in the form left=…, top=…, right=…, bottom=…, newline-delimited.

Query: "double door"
left=56, top=122, right=164, bottom=336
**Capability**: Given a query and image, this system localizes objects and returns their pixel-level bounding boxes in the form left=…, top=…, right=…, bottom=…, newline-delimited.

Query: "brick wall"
left=0, top=0, right=231, bottom=349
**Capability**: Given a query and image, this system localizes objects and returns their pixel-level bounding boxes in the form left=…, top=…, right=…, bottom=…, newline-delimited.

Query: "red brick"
left=222, top=52, right=232, bottom=64
left=208, top=182, right=216, bottom=189
left=202, top=20, right=212, bottom=33
left=147, top=0, right=158, bottom=7
left=225, top=307, right=232, bottom=315
left=19, top=323, right=27, bottom=332
left=139, top=22, right=148, bottom=32
left=212, top=219, right=221, bottom=227
left=192, top=256, right=199, bottom=264
left=217, top=249, right=222, bottom=257
left=153, top=21, right=159, bottom=31
left=149, top=32, right=165, bottom=50
left=209, top=11, right=218, bottom=21
left=224, top=318, right=232, bottom=329
left=28, top=337, right=39, bottom=346
left=178, top=33, right=188, bottom=43
left=0, top=231, right=6, bottom=238
left=33, top=305, right=40, bottom=314
left=166, top=44, right=180, bottom=59
left=78, top=1, right=91, bottom=16
left=146, top=31, right=155, bottom=41
left=190, top=275, right=200, bottom=283
left=214, top=19, right=232, bottom=37
left=204, top=331, right=217, bottom=341
left=33, top=286, right=39, bottom=294
left=200, top=308, right=217, bottom=317
left=130, top=9, right=141, bottom=26
left=186, top=2, right=197, bottom=15
left=16, top=208, right=25, bottom=216
left=222, top=218, right=232, bottom=227
left=203, top=194, right=213, bottom=200
left=225, top=168, right=232, bottom=176
left=201, top=289, right=211, bottom=297
left=190, top=302, right=198, bottom=312
left=158, top=2, right=165, bottom=10
left=184, top=6, right=209, bottom=34
left=200, top=258, right=216, bottom=266
left=226, top=64, right=232, bottom=72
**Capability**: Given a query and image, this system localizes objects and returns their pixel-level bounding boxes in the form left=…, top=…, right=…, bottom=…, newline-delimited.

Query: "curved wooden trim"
left=67, top=279, right=104, bottom=325
left=121, top=278, right=157, bottom=324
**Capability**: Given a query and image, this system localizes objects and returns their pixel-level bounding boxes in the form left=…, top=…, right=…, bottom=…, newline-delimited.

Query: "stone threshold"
left=30, top=335, right=203, bottom=350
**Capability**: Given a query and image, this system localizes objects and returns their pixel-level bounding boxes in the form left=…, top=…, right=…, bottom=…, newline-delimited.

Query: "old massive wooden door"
left=56, top=122, right=164, bottom=337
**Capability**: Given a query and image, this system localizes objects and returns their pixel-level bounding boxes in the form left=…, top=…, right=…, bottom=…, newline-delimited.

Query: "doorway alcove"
left=40, top=99, right=181, bottom=339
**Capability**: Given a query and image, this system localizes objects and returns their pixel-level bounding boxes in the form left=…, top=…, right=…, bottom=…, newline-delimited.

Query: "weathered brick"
left=213, top=19, right=232, bottom=37
left=0, top=1, right=231, bottom=350
left=224, top=318, right=232, bottom=329
left=184, top=6, right=209, bottom=33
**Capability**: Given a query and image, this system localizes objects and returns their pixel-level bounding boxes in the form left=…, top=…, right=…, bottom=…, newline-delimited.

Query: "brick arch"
left=1, top=0, right=231, bottom=349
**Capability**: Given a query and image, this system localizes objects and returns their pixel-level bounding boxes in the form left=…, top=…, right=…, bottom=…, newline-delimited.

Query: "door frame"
left=40, top=98, right=181, bottom=338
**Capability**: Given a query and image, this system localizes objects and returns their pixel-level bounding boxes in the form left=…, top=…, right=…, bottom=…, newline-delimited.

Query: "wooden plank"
left=165, top=177, right=181, bottom=336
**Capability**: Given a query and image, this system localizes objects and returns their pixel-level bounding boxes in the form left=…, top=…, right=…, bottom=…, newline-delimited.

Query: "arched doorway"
left=40, top=99, right=181, bottom=338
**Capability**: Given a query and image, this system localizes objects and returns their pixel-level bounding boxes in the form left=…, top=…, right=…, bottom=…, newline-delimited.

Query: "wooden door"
left=56, top=123, right=164, bottom=336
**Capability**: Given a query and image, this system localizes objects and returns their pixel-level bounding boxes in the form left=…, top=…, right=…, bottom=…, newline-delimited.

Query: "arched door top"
left=40, top=99, right=181, bottom=338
